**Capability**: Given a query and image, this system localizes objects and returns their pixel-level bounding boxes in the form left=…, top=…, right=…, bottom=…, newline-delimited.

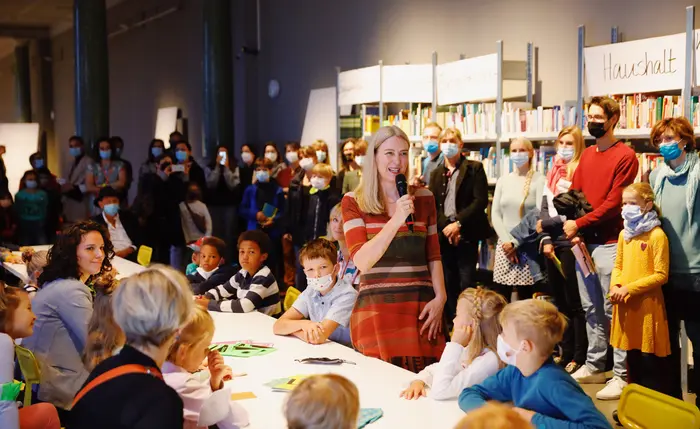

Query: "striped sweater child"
left=204, top=265, right=281, bottom=315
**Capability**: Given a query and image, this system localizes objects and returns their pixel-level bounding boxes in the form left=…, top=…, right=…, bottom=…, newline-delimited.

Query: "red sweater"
left=571, top=141, right=638, bottom=244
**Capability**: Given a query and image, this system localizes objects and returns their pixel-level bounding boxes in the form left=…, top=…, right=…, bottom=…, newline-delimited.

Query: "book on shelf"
left=339, top=115, right=362, bottom=139
left=613, top=93, right=682, bottom=130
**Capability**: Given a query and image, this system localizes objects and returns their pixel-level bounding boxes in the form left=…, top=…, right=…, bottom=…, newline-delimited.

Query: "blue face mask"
left=511, top=152, right=530, bottom=167
left=425, top=140, right=439, bottom=154
left=99, top=150, right=112, bottom=160
left=33, top=159, right=44, bottom=169
left=316, top=151, right=327, bottom=162
left=175, top=150, right=189, bottom=162
left=621, top=204, right=643, bottom=223
left=25, top=180, right=37, bottom=189
left=69, top=147, right=82, bottom=158
left=103, top=203, right=120, bottom=217
left=151, top=147, right=164, bottom=158
left=659, top=141, right=683, bottom=162
left=440, top=143, right=460, bottom=158
left=256, top=170, right=270, bottom=183
left=557, top=147, right=575, bottom=162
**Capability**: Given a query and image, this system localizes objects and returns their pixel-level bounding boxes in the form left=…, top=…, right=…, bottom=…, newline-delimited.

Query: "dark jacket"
left=91, top=210, right=143, bottom=249
left=287, top=169, right=337, bottom=246
left=240, top=181, right=286, bottom=239
left=304, top=186, right=340, bottom=243
left=172, top=157, right=206, bottom=194
left=70, top=345, right=183, bottom=429
left=187, top=263, right=238, bottom=295
left=429, top=156, right=492, bottom=242
left=540, top=190, right=593, bottom=247
left=137, top=172, right=186, bottom=247
left=510, top=208, right=546, bottom=282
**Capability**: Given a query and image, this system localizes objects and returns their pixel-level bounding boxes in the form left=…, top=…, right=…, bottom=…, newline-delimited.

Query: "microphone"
left=395, top=174, right=414, bottom=232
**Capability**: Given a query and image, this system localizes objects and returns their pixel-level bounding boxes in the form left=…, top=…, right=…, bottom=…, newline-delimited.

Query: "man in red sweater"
left=564, top=96, right=638, bottom=401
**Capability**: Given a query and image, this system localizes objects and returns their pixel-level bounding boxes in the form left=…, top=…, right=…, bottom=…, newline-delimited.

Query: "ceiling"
left=0, top=0, right=127, bottom=58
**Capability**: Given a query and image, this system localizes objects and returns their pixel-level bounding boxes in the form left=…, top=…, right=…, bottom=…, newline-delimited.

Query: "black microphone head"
left=395, top=174, right=408, bottom=196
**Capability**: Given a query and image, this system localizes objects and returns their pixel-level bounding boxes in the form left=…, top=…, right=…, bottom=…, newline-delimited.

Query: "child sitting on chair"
left=187, top=237, right=237, bottom=296
left=458, top=299, right=610, bottom=428
left=0, top=285, right=60, bottom=429
left=285, top=374, right=359, bottom=429
left=163, top=307, right=249, bottom=429
left=273, top=238, right=358, bottom=346
left=196, top=230, right=281, bottom=316
left=21, top=249, right=48, bottom=299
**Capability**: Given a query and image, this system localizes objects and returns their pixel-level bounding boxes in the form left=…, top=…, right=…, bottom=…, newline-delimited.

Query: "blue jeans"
left=576, top=243, right=627, bottom=378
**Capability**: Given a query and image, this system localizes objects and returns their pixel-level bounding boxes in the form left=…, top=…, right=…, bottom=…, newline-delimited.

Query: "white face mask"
left=286, top=152, right=299, bottom=164
left=300, top=158, right=314, bottom=171
left=557, top=147, right=575, bottom=162
left=511, top=152, right=530, bottom=168
left=354, top=155, right=365, bottom=166
left=310, top=177, right=328, bottom=190
left=497, top=335, right=523, bottom=366
left=316, top=150, right=327, bottom=162
left=265, top=152, right=278, bottom=162
left=241, top=152, right=253, bottom=164
left=307, top=273, right=334, bottom=292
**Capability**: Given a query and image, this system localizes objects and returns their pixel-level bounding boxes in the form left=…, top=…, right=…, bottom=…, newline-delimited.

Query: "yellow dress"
left=610, top=227, right=670, bottom=357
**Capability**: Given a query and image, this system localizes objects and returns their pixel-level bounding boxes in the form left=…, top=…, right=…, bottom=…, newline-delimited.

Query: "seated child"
left=401, top=287, right=505, bottom=400
left=284, top=374, right=359, bottom=429
left=273, top=238, right=358, bottom=346
left=187, top=237, right=237, bottom=296
left=21, top=249, right=48, bottom=299
left=186, top=237, right=205, bottom=276
left=454, top=402, right=533, bottom=429
left=83, top=281, right=125, bottom=371
left=163, top=307, right=249, bottom=429
left=0, top=286, right=61, bottom=429
left=197, top=230, right=281, bottom=315
left=458, top=299, right=611, bottom=429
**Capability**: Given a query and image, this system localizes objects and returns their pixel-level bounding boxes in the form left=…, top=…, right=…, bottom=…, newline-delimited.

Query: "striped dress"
left=341, top=188, right=446, bottom=373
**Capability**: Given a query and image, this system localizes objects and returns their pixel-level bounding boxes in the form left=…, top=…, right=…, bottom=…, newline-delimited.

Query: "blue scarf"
left=623, top=210, right=661, bottom=242
left=652, top=152, right=699, bottom=222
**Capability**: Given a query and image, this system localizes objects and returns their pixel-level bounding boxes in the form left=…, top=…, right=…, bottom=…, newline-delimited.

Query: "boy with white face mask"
left=459, top=299, right=610, bottom=429
left=273, top=238, right=358, bottom=346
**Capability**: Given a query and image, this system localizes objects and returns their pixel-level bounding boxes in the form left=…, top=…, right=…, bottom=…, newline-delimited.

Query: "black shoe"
left=612, top=410, right=621, bottom=427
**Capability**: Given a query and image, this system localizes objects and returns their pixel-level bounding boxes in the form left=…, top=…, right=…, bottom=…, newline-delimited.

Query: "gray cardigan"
left=22, top=278, right=93, bottom=409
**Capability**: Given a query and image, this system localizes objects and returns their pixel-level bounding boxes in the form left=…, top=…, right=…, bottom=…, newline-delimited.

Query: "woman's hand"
left=390, top=194, right=415, bottom=228
left=502, top=242, right=519, bottom=264
left=400, top=380, right=426, bottom=400
left=419, top=297, right=445, bottom=340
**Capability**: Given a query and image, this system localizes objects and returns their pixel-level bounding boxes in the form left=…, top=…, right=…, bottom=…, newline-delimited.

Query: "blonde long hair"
left=459, top=287, right=507, bottom=367
left=84, top=280, right=124, bottom=371
left=354, top=126, right=412, bottom=215
left=556, top=126, right=585, bottom=179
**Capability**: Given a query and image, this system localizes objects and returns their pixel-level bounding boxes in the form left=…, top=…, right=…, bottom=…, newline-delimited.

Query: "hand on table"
left=609, top=285, right=629, bottom=304
left=419, top=297, right=444, bottom=341
left=194, top=295, right=211, bottom=308
left=400, top=380, right=426, bottom=400
left=116, top=247, right=135, bottom=259
left=300, top=321, right=325, bottom=344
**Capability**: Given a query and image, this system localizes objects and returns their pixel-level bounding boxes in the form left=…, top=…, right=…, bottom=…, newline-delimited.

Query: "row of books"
left=613, top=94, right=682, bottom=130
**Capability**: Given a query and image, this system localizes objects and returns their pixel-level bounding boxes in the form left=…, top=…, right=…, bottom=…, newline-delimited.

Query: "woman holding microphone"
left=341, top=126, right=446, bottom=372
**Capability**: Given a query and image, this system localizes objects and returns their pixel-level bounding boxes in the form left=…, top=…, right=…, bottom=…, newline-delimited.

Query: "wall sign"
left=437, top=54, right=498, bottom=105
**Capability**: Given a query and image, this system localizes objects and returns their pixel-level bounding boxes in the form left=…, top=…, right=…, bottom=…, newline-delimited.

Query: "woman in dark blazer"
left=428, top=127, right=490, bottom=323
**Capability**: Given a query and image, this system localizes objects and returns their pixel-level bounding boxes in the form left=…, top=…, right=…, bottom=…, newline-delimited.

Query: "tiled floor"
left=582, top=375, right=697, bottom=426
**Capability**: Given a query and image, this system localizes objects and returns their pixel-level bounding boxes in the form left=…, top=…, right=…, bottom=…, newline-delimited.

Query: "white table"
left=211, top=312, right=465, bottom=429
left=1, top=245, right=145, bottom=283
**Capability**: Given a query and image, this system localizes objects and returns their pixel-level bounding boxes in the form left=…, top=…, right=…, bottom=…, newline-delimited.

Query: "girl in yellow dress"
left=609, top=182, right=671, bottom=395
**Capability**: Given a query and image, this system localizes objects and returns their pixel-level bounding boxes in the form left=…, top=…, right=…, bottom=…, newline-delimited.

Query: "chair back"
left=618, top=383, right=700, bottom=429
left=284, top=286, right=301, bottom=311
left=14, top=345, right=41, bottom=408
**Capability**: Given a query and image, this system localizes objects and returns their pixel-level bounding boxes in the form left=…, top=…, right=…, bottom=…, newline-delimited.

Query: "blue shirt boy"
left=291, top=278, right=357, bottom=346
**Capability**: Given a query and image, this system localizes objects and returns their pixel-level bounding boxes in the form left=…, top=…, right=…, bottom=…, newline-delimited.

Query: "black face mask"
left=587, top=121, right=608, bottom=139
left=343, top=153, right=354, bottom=162
left=187, top=191, right=201, bottom=201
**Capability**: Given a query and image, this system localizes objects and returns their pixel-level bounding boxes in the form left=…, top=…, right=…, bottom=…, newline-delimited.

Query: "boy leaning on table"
left=273, top=238, right=358, bottom=346
left=458, top=300, right=611, bottom=429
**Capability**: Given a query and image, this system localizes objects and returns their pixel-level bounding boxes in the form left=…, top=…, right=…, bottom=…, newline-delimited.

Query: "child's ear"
left=261, top=253, right=268, bottom=263
left=218, top=257, right=224, bottom=266
left=522, top=339, right=536, bottom=354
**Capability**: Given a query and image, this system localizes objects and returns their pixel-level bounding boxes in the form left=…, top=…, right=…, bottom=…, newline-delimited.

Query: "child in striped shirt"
left=196, top=230, right=281, bottom=316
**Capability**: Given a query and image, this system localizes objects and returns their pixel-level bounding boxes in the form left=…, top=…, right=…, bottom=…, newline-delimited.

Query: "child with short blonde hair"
left=609, top=182, right=671, bottom=395
left=401, top=287, right=505, bottom=400
left=284, top=374, right=359, bottom=429
left=454, top=402, right=534, bottom=429
left=163, top=307, right=249, bottom=429
left=459, top=299, right=610, bottom=428
left=304, top=164, right=340, bottom=243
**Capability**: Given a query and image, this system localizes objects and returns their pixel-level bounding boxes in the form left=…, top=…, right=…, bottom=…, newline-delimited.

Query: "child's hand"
left=300, top=321, right=325, bottom=344
left=256, top=211, right=267, bottom=223
left=542, top=244, right=555, bottom=259
left=451, top=324, right=474, bottom=348
left=194, top=296, right=210, bottom=308
left=400, top=380, right=426, bottom=400
left=207, top=350, right=227, bottom=391
left=221, top=364, right=233, bottom=382
left=609, top=285, right=629, bottom=304
left=512, top=407, right=535, bottom=422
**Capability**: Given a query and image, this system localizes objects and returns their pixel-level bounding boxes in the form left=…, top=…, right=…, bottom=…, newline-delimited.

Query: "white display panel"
left=154, top=107, right=179, bottom=149
left=0, top=123, right=39, bottom=194
left=437, top=54, right=498, bottom=105
left=301, top=87, right=338, bottom=170
left=338, top=65, right=380, bottom=106
left=381, top=64, right=433, bottom=103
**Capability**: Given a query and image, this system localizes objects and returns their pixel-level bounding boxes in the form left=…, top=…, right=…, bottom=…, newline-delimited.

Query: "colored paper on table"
left=212, top=340, right=274, bottom=348
left=270, top=375, right=309, bottom=392
left=209, top=343, right=277, bottom=358
left=230, top=391, right=257, bottom=401
left=264, top=377, right=291, bottom=388
left=262, top=203, right=278, bottom=218
left=358, top=408, right=384, bottom=428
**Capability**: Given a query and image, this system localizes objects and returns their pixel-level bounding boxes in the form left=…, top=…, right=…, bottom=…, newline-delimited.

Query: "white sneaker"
left=571, top=365, right=606, bottom=384
left=596, top=376, right=628, bottom=400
